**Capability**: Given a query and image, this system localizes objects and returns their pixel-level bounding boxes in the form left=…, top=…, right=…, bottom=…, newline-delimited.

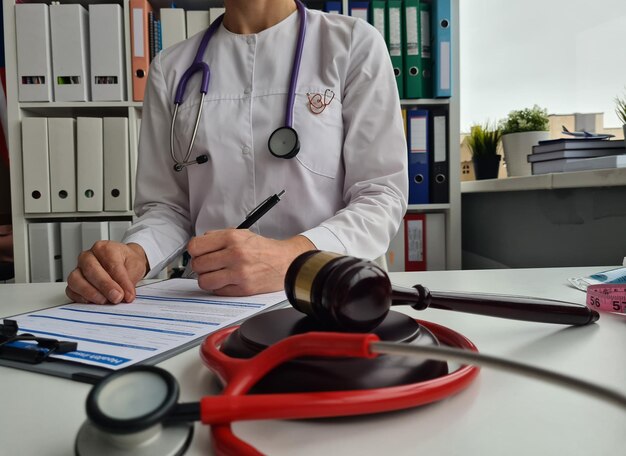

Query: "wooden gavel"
left=284, top=251, right=599, bottom=331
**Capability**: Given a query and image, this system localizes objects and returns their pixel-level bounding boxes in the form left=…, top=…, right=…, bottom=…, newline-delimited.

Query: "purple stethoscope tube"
left=170, top=0, right=308, bottom=172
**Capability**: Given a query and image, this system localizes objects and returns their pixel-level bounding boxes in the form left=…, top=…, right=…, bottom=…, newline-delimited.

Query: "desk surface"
left=1, top=267, right=625, bottom=456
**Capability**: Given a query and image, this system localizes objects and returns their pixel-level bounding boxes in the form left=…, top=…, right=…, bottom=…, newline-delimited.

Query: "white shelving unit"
left=3, top=0, right=461, bottom=282
left=400, top=1, right=462, bottom=270
left=3, top=0, right=139, bottom=282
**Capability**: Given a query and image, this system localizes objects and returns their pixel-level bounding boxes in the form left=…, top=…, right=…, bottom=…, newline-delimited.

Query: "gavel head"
left=284, top=250, right=392, bottom=331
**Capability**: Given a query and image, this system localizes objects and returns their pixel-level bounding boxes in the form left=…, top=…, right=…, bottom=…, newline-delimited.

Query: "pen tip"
left=278, top=190, right=285, bottom=197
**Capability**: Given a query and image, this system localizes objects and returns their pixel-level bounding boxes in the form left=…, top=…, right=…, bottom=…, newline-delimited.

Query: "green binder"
left=419, top=0, right=433, bottom=98
left=369, top=0, right=388, bottom=41
left=403, top=0, right=422, bottom=99
left=387, top=0, right=405, bottom=99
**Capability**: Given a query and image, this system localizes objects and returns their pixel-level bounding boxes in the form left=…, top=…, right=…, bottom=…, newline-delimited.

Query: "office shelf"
left=3, top=0, right=140, bottom=282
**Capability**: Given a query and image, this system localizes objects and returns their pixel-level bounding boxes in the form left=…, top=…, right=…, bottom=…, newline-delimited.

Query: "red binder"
left=404, top=213, right=426, bottom=271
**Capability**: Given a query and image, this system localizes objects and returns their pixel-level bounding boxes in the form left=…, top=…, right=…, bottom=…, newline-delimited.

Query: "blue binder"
left=406, top=109, right=430, bottom=204
left=324, top=1, right=343, bottom=13
left=433, top=0, right=452, bottom=98
left=348, top=1, right=370, bottom=20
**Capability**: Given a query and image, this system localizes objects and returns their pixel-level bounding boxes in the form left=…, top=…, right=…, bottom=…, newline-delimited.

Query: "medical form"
left=9, top=279, right=287, bottom=370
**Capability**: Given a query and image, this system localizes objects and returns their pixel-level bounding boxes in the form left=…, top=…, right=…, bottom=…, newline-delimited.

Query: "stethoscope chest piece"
left=75, top=420, right=193, bottom=456
left=75, top=366, right=194, bottom=456
left=268, top=126, right=300, bottom=159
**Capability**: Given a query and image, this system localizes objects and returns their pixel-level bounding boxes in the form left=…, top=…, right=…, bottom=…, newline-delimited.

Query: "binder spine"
left=406, top=109, right=430, bottom=204
left=429, top=110, right=449, bottom=203
left=387, top=0, right=404, bottom=99
left=403, top=0, right=421, bottom=99
left=15, top=3, right=54, bottom=102
left=433, top=0, right=452, bottom=98
left=404, top=213, right=426, bottom=271
left=130, top=0, right=154, bottom=101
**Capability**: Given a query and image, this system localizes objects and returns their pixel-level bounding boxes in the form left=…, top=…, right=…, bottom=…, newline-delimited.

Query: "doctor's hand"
left=65, top=241, right=149, bottom=305
left=187, top=229, right=316, bottom=296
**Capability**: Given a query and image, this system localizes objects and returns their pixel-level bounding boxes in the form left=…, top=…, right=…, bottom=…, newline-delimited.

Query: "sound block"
left=220, top=308, right=448, bottom=393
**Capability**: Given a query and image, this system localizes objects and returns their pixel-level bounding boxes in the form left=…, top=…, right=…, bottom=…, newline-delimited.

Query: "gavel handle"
left=391, top=286, right=599, bottom=326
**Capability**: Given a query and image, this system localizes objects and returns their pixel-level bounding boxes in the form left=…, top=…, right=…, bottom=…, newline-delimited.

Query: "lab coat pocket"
left=294, top=90, right=343, bottom=179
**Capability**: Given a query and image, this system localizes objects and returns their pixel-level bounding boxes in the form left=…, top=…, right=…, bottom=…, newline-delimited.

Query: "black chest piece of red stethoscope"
left=75, top=250, right=599, bottom=456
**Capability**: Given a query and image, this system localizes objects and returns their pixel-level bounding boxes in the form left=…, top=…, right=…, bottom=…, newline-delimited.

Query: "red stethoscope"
left=75, top=323, right=479, bottom=456
left=75, top=251, right=604, bottom=456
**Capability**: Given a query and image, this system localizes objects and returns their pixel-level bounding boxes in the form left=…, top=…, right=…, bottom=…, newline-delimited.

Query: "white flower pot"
left=502, top=131, right=551, bottom=177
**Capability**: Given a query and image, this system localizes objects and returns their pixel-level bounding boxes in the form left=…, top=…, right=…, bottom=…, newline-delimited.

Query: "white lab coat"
left=123, top=9, right=408, bottom=277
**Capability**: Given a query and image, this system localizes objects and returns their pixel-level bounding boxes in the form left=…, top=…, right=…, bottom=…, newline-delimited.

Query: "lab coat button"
left=242, top=146, right=250, bottom=154
left=247, top=36, right=255, bottom=45
left=244, top=87, right=252, bottom=95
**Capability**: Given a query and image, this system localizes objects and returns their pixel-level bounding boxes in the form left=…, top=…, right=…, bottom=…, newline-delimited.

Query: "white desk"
left=1, top=268, right=625, bottom=455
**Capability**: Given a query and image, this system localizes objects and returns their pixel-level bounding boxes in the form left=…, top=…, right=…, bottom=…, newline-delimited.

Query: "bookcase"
left=3, top=0, right=461, bottom=282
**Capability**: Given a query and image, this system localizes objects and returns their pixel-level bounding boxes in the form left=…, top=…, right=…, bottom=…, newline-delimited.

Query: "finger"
left=190, top=247, right=238, bottom=275
left=187, top=229, right=235, bottom=258
left=65, top=285, right=89, bottom=304
left=91, top=245, right=136, bottom=302
left=211, top=283, right=255, bottom=297
left=66, top=268, right=109, bottom=304
left=197, top=268, right=238, bottom=293
left=78, top=248, right=126, bottom=304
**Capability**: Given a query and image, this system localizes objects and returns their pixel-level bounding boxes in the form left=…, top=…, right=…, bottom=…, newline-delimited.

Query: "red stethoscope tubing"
left=200, top=320, right=480, bottom=456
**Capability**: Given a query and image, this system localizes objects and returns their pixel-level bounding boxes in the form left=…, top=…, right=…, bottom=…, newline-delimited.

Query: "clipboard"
left=0, top=280, right=289, bottom=384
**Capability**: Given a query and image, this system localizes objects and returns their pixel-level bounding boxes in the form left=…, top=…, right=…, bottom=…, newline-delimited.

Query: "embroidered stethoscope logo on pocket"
left=307, top=89, right=335, bottom=115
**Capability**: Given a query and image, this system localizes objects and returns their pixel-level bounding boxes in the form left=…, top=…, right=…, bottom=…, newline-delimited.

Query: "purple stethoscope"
left=170, top=1, right=308, bottom=172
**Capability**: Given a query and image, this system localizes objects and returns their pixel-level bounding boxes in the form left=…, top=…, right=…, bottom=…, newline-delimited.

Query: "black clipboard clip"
left=0, top=319, right=78, bottom=364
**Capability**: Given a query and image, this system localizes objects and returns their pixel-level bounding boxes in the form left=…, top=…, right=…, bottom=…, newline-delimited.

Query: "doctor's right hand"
left=65, top=241, right=149, bottom=305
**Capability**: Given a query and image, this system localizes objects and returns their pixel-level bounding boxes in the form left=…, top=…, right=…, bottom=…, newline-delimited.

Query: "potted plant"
left=615, top=92, right=626, bottom=144
left=499, top=105, right=550, bottom=177
left=467, top=123, right=502, bottom=180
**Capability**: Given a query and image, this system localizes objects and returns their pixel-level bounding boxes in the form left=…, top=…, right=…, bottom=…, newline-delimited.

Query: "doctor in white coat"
left=66, top=0, right=408, bottom=304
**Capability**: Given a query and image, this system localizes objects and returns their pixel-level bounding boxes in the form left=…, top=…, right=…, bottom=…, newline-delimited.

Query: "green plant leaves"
left=467, top=123, right=502, bottom=158
left=499, top=105, right=549, bottom=134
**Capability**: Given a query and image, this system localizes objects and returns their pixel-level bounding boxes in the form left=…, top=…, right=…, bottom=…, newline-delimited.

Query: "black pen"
left=237, top=190, right=285, bottom=229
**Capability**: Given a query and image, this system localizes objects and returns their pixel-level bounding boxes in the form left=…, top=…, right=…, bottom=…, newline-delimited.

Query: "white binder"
left=103, top=117, right=131, bottom=212
left=89, top=4, right=126, bottom=101
left=77, top=117, right=104, bottom=212
left=28, top=222, right=62, bottom=283
left=109, top=220, right=132, bottom=242
left=15, top=3, right=54, bottom=102
left=60, top=222, right=82, bottom=280
left=21, top=117, right=51, bottom=213
left=186, top=10, right=210, bottom=38
left=48, top=118, right=76, bottom=213
left=81, top=221, right=109, bottom=251
left=426, top=213, right=446, bottom=271
left=49, top=4, right=91, bottom=101
left=160, top=8, right=187, bottom=49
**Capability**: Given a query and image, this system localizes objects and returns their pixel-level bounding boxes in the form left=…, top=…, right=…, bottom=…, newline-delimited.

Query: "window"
left=460, top=0, right=626, bottom=134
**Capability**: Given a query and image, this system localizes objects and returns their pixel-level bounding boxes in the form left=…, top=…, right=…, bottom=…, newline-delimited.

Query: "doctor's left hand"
left=187, top=229, right=315, bottom=296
